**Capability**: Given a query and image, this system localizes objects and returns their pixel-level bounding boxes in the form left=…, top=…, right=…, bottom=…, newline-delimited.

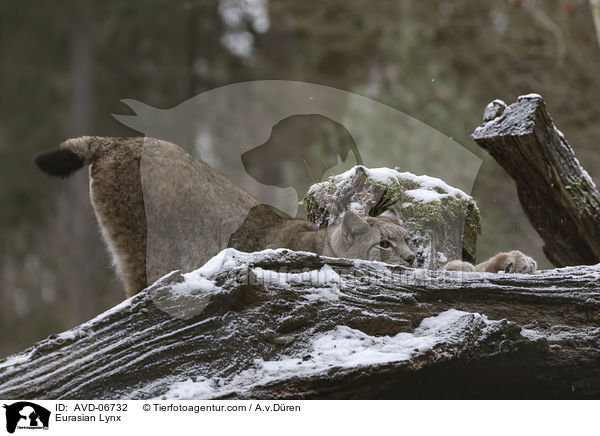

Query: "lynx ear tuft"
left=341, top=210, right=370, bottom=243
left=379, top=207, right=401, bottom=223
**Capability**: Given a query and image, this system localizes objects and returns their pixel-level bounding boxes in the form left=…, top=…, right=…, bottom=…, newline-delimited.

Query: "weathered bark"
left=1, top=250, right=599, bottom=400
left=471, top=94, right=600, bottom=267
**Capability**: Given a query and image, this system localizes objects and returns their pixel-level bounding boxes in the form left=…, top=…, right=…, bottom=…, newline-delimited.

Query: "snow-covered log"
left=1, top=249, right=599, bottom=400
left=472, top=94, right=600, bottom=267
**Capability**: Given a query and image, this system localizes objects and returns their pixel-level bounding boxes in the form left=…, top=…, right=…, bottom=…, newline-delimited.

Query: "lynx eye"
left=379, top=240, right=392, bottom=249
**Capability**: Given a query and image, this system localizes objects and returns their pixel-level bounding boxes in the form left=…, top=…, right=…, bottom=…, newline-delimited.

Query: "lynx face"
left=331, top=211, right=416, bottom=266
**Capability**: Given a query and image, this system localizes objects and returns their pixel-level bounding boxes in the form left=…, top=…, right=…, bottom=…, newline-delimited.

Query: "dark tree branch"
left=471, top=95, right=600, bottom=267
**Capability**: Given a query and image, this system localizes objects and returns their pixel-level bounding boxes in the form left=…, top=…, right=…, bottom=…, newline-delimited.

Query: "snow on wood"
left=1, top=249, right=599, bottom=400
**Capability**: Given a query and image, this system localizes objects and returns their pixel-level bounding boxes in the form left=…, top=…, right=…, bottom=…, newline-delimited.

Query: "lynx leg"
left=443, top=260, right=475, bottom=272
left=89, top=145, right=148, bottom=297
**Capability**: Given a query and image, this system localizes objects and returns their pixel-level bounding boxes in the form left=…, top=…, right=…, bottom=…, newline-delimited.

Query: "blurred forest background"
left=1, top=0, right=600, bottom=358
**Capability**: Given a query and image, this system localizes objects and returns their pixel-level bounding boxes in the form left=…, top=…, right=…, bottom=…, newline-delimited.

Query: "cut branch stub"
left=471, top=94, right=600, bottom=267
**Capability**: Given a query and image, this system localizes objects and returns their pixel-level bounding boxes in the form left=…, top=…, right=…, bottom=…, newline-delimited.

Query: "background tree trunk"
left=56, top=0, right=103, bottom=318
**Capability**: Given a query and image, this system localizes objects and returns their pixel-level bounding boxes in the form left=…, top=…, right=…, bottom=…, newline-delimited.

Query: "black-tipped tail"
left=33, top=148, right=85, bottom=178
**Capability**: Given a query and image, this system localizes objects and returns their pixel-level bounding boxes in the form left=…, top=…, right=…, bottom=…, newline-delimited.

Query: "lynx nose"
left=406, top=253, right=416, bottom=265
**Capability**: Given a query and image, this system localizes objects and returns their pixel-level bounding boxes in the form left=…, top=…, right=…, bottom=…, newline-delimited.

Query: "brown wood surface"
left=472, top=95, right=600, bottom=267
left=1, top=250, right=598, bottom=400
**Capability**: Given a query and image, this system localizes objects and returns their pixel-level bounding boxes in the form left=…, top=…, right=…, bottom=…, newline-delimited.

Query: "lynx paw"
left=506, top=250, right=537, bottom=274
left=482, top=250, right=537, bottom=274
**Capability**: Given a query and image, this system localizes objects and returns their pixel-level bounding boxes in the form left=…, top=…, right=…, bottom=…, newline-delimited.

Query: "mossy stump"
left=302, top=166, right=481, bottom=269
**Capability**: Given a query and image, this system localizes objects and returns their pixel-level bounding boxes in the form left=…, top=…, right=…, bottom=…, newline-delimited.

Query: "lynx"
left=34, top=136, right=536, bottom=297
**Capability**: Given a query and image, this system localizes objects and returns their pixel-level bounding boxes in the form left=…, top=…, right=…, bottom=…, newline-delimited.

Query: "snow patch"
left=393, top=170, right=466, bottom=199
left=169, top=248, right=306, bottom=296
left=55, top=330, right=81, bottom=341
left=0, top=350, right=35, bottom=371
left=518, top=93, right=542, bottom=100
left=171, top=276, right=220, bottom=296
left=159, top=309, right=493, bottom=399
left=252, top=264, right=342, bottom=301
left=307, top=165, right=468, bottom=201
left=349, top=202, right=363, bottom=214
left=150, top=248, right=337, bottom=319
left=404, top=188, right=446, bottom=203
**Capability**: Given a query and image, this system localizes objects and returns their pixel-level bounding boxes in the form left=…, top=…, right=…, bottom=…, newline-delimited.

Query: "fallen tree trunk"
left=471, top=94, right=600, bottom=267
left=1, top=249, right=599, bottom=400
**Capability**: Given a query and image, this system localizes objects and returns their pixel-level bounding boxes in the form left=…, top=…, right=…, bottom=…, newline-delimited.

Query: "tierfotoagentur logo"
left=2, top=402, right=50, bottom=433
